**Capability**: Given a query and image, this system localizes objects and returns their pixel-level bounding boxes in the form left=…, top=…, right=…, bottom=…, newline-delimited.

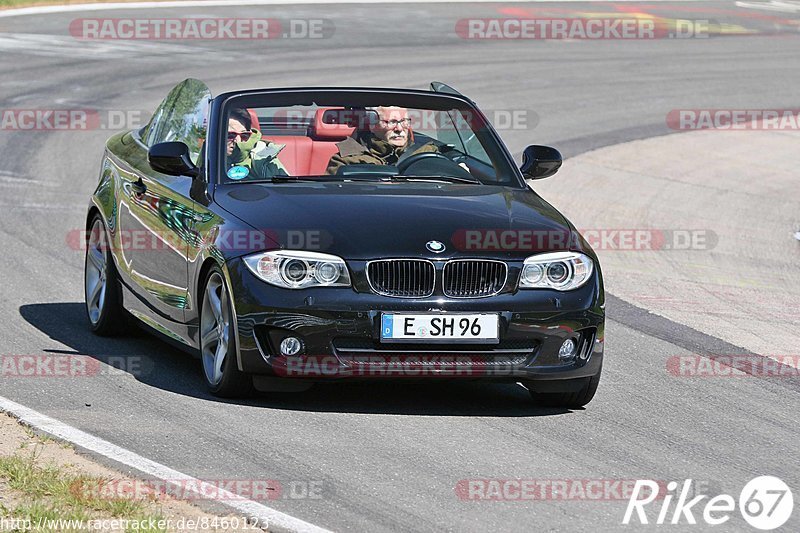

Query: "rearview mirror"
left=148, top=142, right=199, bottom=178
left=520, top=145, right=562, bottom=179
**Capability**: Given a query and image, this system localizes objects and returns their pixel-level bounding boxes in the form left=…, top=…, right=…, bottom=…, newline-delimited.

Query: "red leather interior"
left=279, top=108, right=357, bottom=175
left=308, top=142, right=340, bottom=175
left=269, top=136, right=314, bottom=175
left=312, top=108, right=356, bottom=139
left=243, top=108, right=359, bottom=175
left=247, top=109, right=260, bottom=131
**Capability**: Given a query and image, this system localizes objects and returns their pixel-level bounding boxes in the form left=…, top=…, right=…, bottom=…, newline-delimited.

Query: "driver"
left=226, top=108, right=289, bottom=180
left=325, top=106, right=439, bottom=175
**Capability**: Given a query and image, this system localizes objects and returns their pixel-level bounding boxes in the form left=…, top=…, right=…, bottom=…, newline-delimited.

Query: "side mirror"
left=148, top=142, right=199, bottom=178
left=520, top=145, right=562, bottom=179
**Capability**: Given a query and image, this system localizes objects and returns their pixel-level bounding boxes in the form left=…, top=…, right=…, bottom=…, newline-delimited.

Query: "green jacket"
left=326, top=133, right=439, bottom=175
left=228, top=130, right=288, bottom=180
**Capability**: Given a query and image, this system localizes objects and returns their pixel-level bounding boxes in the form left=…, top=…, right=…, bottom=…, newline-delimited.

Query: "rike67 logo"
left=623, top=476, right=793, bottom=530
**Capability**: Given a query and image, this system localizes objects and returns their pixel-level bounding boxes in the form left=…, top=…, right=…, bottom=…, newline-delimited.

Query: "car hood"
left=214, top=182, right=584, bottom=260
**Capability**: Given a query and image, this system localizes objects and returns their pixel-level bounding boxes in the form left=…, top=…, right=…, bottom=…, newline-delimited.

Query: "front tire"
left=200, top=266, right=253, bottom=397
left=84, top=214, right=126, bottom=336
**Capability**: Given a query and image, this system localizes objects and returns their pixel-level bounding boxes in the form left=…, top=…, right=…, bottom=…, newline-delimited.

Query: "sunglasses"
left=227, top=130, right=253, bottom=142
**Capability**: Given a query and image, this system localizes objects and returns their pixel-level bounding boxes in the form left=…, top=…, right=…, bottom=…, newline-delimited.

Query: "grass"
left=19, top=427, right=71, bottom=451
left=21, top=426, right=54, bottom=445
left=0, top=447, right=167, bottom=532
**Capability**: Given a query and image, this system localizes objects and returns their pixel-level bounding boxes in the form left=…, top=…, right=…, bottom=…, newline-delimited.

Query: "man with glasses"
left=325, top=106, right=439, bottom=175
left=226, top=108, right=288, bottom=180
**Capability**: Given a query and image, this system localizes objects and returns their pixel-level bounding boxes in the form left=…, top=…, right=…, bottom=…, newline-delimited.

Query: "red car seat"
left=269, top=108, right=356, bottom=175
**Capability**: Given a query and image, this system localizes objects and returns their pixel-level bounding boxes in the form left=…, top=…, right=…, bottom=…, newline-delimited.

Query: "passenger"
left=325, top=106, right=439, bottom=175
left=226, top=108, right=288, bottom=180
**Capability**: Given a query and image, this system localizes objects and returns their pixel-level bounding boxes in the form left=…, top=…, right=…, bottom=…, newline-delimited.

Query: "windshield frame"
left=211, top=88, right=526, bottom=189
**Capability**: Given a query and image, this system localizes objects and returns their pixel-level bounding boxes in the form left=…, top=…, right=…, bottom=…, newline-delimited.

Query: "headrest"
left=247, top=109, right=260, bottom=132
left=310, top=108, right=357, bottom=140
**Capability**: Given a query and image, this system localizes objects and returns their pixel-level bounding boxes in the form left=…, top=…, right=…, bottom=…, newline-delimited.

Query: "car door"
left=115, top=79, right=211, bottom=331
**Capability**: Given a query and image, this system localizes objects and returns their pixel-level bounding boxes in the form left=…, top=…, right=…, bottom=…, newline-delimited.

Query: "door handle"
left=122, top=178, right=147, bottom=198
left=130, top=178, right=147, bottom=196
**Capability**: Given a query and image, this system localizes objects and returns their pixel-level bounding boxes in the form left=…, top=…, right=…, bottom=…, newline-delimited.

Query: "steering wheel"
left=396, top=152, right=473, bottom=180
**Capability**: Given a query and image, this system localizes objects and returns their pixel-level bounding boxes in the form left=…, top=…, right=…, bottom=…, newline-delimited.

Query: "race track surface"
left=1, top=2, right=798, bottom=531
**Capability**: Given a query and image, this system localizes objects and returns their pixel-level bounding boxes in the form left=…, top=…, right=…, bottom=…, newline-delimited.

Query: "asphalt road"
left=1, top=1, right=799, bottom=531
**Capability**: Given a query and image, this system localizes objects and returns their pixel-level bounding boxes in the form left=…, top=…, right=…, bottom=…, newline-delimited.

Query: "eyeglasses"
left=227, top=130, right=253, bottom=142
left=377, top=118, right=411, bottom=129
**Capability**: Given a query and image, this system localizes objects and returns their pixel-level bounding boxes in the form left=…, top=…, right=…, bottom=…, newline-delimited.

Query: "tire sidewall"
left=85, top=214, right=122, bottom=334
left=202, top=265, right=249, bottom=396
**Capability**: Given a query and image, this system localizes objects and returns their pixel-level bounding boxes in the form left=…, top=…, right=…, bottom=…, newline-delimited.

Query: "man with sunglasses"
left=325, top=106, right=439, bottom=175
left=226, top=108, right=288, bottom=180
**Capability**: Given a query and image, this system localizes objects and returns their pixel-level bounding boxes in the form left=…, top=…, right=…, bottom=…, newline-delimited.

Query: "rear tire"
left=527, top=366, right=602, bottom=408
left=200, top=266, right=253, bottom=397
left=84, top=214, right=126, bottom=336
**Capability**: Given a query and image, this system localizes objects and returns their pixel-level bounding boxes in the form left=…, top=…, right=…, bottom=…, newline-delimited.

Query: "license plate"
left=380, top=313, right=499, bottom=343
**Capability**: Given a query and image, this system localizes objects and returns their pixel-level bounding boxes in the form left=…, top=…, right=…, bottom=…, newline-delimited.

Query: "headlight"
left=244, top=250, right=351, bottom=289
left=519, top=252, right=593, bottom=291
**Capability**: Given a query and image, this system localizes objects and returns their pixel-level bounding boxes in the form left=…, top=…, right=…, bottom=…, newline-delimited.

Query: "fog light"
left=280, top=337, right=304, bottom=356
left=558, top=338, right=577, bottom=362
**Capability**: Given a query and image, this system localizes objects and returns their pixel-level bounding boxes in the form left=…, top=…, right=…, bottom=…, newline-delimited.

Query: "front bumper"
left=227, top=258, right=605, bottom=383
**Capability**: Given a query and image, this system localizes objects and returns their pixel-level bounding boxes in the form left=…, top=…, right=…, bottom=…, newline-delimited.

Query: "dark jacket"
left=326, top=133, right=439, bottom=175
left=251, top=156, right=288, bottom=179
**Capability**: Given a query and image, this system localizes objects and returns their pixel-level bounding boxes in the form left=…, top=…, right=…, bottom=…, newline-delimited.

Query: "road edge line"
left=0, top=394, right=332, bottom=533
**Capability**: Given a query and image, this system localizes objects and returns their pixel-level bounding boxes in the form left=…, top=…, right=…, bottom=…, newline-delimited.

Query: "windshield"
left=219, top=92, right=521, bottom=186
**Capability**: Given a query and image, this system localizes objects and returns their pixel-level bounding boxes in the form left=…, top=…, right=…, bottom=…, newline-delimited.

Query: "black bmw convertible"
left=84, top=79, right=605, bottom=407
